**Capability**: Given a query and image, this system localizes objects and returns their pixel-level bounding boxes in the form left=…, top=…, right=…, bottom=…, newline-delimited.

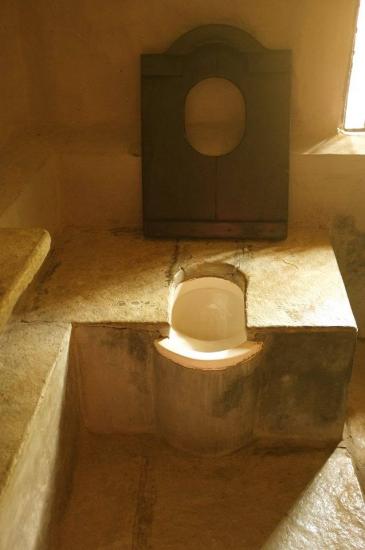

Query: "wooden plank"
left=141, top=55, right=182, bottom=76
left=144, top=221, right=287, bottom=240
left=141, top=73, right=216, bottom=221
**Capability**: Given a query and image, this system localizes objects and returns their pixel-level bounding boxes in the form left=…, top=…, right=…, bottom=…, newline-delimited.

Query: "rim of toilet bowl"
left=154, top=338, right=262, bottom=370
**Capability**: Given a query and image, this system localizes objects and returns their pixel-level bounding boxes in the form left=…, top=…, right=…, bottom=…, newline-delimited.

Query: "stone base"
left=69, top=324, right=355, bottom=454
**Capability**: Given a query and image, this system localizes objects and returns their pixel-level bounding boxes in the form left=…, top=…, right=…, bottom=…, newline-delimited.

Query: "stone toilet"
left=155, top=272, right=263, bottom=455
left=140, top=25, right=357, bottom=455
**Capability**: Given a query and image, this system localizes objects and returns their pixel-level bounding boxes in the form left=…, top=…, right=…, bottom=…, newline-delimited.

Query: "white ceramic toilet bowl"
left=155, top=277, right=259, bottom=369
left=170, top=277, right=247, bottom=352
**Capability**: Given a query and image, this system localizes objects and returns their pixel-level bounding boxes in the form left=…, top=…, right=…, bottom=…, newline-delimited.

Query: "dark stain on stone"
left=100, top=329, right=148, bottom=364
left=166, top=240, right=179, bottom=283
left=38, top=257, right=62, bottom=285
left=128, top=332, right=150, bottom=395
left=132, top=457, right=156, bottom=550
left=128, top=331, right=148, bottom=364
left=25, top=256, right=61, bottom=312
left=100, top=330, right=128, bottom=350
left=257, top=332, right=355, bottom=435
left=100, top=328, right=147, bottom=362
left=98, top=329, right=150, bottom=394
left=212, top=376, right=246, bottom=417
left=32, top=254, right=62, bottom=309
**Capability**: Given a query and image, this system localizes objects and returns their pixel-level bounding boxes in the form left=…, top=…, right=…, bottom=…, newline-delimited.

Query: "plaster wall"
left=0, top=3, right=61, bottom=236
left=0, top=153, right=61, bottom=236
left=5, top=0, right=362, bottom=232
left=14, top=0, right=356, bottom=142
left=17, top=0, right=361, bottom=232
left=0, top=0, right=31, bottom=148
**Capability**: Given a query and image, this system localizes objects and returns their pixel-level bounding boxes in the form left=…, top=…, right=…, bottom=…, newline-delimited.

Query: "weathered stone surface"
left=0, top=321, right=76, bottom=550
left=332, top=215, right=365, bottom=337
left=56, top=433, right=146, bottom=550
left=20, top=228, right=356, bottom=333
left=176, top=238, right=243, bottom=274
left=55, top=434, right=365, bottom=550
left=61, top=324, right=354, bottom=451
left=0, top=227, right=358, bottom=549
left=242, top=229, right=356, bottom=331
left=154, top=348, right=262, bottom=455
left=345, top=340, right=365, bottom=494
left=3, top=336, right=360, bottom=548
left=0, top=228, right=50, bottom=332
left=264, top=448, right=365, bottom=549
left=11, top=228, right=355, bottom=456
left=71, top=324, right=159, bottom=434
left=21, top=228, right=175, bottom=324
left=255, top=331, right=356, bottom=447
left=0, top=321, right=71, bottom=488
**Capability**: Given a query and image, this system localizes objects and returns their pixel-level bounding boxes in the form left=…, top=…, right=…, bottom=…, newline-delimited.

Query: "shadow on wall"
left=331, top=216, right=365, bottom=338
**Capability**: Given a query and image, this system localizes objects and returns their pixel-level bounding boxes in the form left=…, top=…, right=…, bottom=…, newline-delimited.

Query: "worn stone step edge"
left=0, top=228, right=51, bottom=333
left=0, top=321, right=72, bottom=493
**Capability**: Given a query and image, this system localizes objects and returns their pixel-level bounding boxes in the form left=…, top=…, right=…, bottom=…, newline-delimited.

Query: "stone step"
left=0, top=228, right=51, bottom=332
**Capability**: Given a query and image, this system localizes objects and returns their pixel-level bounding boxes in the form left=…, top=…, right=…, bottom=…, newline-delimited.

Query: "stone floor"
left=54, top=343, right=365, bottom=550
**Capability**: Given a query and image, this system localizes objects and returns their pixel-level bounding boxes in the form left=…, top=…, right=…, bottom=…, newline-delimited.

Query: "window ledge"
left=296, top=132, right=365, bottom=156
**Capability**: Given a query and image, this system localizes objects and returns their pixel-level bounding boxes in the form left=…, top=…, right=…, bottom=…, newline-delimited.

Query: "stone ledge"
left=293, top=132, right=365, bottom=156
left=19, top=227, right=357, bottom=332
left=0, top=228, right=51, bottom=332
left=0, top=320, right=71, bottom=492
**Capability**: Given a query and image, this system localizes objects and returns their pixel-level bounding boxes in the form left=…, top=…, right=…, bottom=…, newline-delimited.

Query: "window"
left=344, top=0, right=365, bottom=130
